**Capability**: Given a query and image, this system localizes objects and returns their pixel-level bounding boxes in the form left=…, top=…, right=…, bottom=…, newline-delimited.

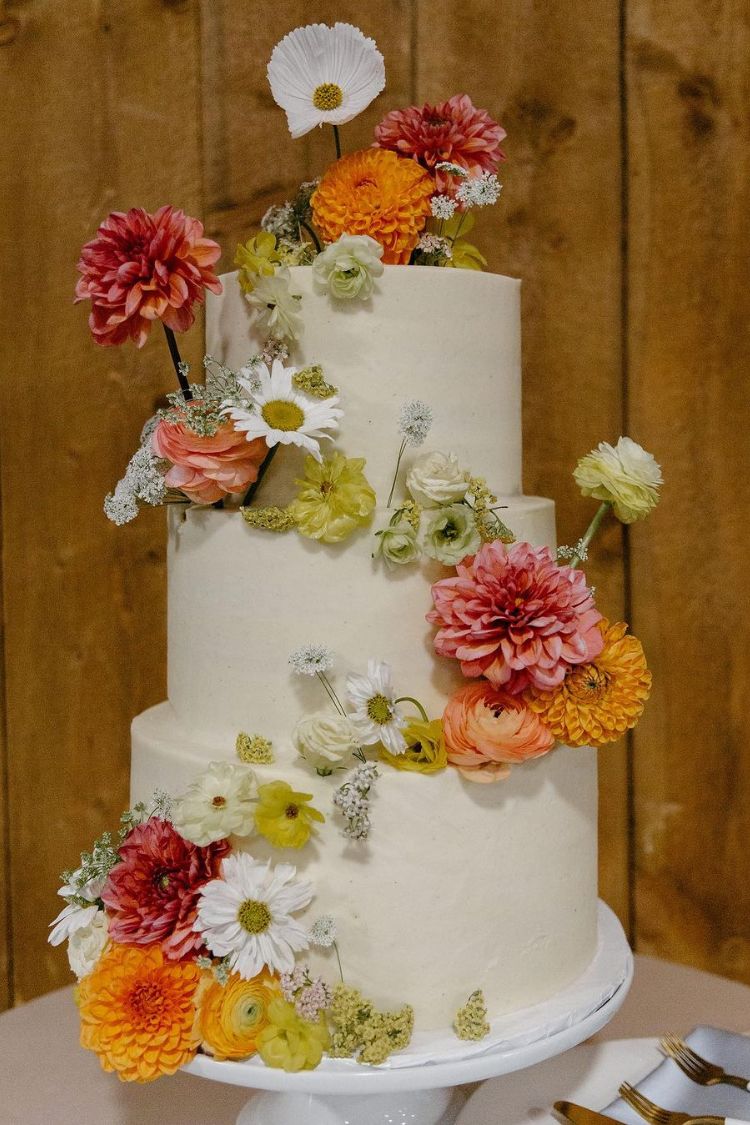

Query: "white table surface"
left=0, top=955, right=748, bottom=1125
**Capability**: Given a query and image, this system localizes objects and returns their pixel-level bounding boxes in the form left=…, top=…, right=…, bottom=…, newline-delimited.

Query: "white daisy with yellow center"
left=224, top=359, right=342, bottom=462
left=346, top=658, right=408, bottom=755
left=267, top=22, right=386, bottom=139
left=194, top=853, right=313, bottom=979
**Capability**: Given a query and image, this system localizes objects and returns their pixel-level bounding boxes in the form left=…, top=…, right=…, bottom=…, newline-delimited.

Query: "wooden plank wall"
left=0, top=0, right=746, bottom=1007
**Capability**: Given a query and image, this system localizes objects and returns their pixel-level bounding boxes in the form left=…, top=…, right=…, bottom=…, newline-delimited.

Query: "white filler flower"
left=312, top=234, right=384, bottom=300
left=224, top=359, right=342, bottom=461
left=346, top=659, right=407, bottom=755
left=48, top=870, right=105, bottom=947
left=195, top=853, right=313, bottom=979
left=289, top=643, right=335, bottom=677
left=68, top=910, right=108, bottom=980
left=171, top=761, right=258, bottom=846
left=268, top=22, right=385, bottom=139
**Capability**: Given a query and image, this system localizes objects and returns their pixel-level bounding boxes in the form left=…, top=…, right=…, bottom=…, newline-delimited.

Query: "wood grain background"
left=0, top=0, right=747, bottom=1008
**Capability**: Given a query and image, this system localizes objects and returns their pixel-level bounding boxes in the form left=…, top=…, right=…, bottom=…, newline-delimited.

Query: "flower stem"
left=386, top=439, right=407, bottom=508
left=332, top=124, right=342, bottom=159
left=568, top=501, right=612, bottom=569
left=333, top=940, right=344, bottom=982
left=317, top=672, right=347, bottom=718
left=162, top=324, right=192, bottom=401
left=450, top=211, right=468, bottom=245
left=395, top=696, right=429, bottom=722
left=299, top=220, right=322, bottom=253
left=241, top=444, right=278, bottom=506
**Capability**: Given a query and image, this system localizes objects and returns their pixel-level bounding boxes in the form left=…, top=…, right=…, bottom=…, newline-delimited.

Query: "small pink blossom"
left=428, top=540, right=604, bottom=695
left=152, top=417, right=267, bottom=504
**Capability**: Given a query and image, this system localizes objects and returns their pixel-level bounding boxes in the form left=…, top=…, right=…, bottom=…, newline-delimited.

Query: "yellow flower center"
left=238, top=899, right=272, bottom=934
left=212, top=795, right=227, bottom=808
left=567, top=663, right=611, bottom=701
left=262, top=399, right=305, bottom=432
left=312, top=82, right=344, bottom=111
left=367, top=694, right=393, bottom=724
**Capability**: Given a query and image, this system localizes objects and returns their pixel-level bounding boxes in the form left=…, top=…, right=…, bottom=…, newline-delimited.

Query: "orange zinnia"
left=78, top=943, right=201, bottom=1082
left=312, top=148, right=433, bottom=264
left=197, top=969, right=281, bottom=1061
left=525, top=619, right=652, bottom=748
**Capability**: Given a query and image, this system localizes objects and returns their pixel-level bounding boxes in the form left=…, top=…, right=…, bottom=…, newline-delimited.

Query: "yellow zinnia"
left=525, top=619, right=652, bottom=748
left=197, top=969, right=281, bottom=1061
left=235, top=232, right=282, bottom=294
left=254, top=780, right=325, bottom=849
left=289, top=452, right=376, bottom=544
left=257, top=997, right=330, bottom=1072
left=379, top=717, right=447, bottom=774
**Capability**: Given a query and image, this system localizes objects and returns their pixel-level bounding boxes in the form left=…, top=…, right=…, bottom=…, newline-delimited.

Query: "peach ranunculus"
left=442, top=681, right=555, bottom=783
left=197, top=969, right=282, bottom=1061
left=152, top=417, right=267, bottom=504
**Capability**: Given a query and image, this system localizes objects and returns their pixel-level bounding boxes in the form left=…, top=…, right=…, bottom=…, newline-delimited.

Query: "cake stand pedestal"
left=184, top=901, right=632, bottom=1125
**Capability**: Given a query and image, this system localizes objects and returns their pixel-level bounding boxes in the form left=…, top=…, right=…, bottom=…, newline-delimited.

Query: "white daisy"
left=224, top=359, right=342, bottom=462
left=346, top=659, right=408, bottom=755
left=194, top=853, right=313, bottom=979
left=268, top=22, right=385, bottom=140
left=171, top=761, right=258, bottom=846
left=244, top=268, right=303, bottom=342
left=48, top=869, right=105, bottom=947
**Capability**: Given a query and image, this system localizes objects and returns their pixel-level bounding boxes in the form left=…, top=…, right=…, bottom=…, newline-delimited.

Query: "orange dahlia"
left=525, top=619, right=652, bottom=748
left=312, top=148, right=433, bottom=264
left=197, top=969, right=281, bottom=1061
left=78, top=943, right=201, bottom=1082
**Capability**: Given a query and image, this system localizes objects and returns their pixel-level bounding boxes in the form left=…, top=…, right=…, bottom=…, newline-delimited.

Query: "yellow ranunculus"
left=254, top=780, right=325, bottom=849
left=197, top=969, right=281, bottom=1061
left=379, top=717, right=447, bottom=774
left=573, top=437, right=662, bottom=523
left=257, top=997, right=330, bottom=1072
left=235, top=232, right=282, bottom=294
left=289, top=452, right=376, bottom=544
left=438, top=211, right=487, bottom=271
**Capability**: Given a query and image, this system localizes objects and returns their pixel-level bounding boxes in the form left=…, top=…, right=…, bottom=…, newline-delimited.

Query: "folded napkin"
left=605, top=1027, right=750, bottom=1123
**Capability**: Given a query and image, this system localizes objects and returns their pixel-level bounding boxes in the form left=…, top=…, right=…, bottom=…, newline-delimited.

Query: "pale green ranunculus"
left=374, top=521, right=420, bottom=568
left=313, top=234, right=385, bottom=300
left=573, top=436, right=663, bottom=523
left=423, top=504, right=481, bottom=565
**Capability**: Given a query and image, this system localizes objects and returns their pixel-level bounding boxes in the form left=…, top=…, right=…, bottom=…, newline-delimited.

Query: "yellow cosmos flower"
left=257, top=997, right=330, bottom=1072
left=525, top=619, right=652, bottom=748
left=439, top=213, right=487, bottom=271
left=197, top=969, right=281, bottom=1061
left=379, top=717, right=447, bottom=774
left=289, top=452, right=376, bottom=544
left=235, top=232, right=282, bottom=294
left=254, top=780, right=325, bottom=849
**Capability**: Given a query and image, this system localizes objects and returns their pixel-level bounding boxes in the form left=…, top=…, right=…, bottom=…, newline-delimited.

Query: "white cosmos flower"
left=48, top=869, right=105, bottom=947
left=194, top=853, right=313, bottom=979
left=224, top=359, right=342, bottom=462
left=346, top=659, right=408, bottom=755
left=268, top=23, right=386, bottom=139
left=67, top=910, right=108, bottom=979
left=171, top=761, right=258, bottom=846
left=244, top=268, right=303, bottom=342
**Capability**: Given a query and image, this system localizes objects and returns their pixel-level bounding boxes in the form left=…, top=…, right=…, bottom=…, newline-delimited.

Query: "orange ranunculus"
left=525, top=619, right=652, bottom=748
left=443, top=681, right=555, bottom=783
left=312, top=148, right=433, bottom=265
left=152, top=417, right=267, bottom=504
left=197, top=969, right=282, bottom=1061
left=77, top=943, right=201, bottom=1082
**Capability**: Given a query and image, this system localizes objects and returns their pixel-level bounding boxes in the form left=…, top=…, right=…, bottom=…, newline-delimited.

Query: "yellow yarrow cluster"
left=465, top=476, right=515, bottom=543
left=454, top=989, right=490, bottom=1041
left=397, top=499, right=422, bottom=532
left=257, top=997, right=330, bottom=1072
left=329, top=983, right=414, bottom=1065
left=380, top=717, right=447, bottom=774
left=236, top=732, right=274, bottom=764
left=241, top=505, right=298, bottom=532
left=254, top=780, right=325, bottom=849
left=292, top=365, right=338, bottom=399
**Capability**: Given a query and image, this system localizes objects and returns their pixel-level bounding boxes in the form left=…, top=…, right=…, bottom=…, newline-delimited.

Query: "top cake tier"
left=207, top=265, right=523, bottom=499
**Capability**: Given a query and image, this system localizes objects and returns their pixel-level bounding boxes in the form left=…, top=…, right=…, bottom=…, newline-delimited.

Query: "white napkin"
left=604, top=1027, right=750, bottom=1123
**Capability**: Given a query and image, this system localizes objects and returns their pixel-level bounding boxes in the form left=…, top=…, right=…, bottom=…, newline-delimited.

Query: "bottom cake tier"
left=132, top=703, right=599, bottom=1032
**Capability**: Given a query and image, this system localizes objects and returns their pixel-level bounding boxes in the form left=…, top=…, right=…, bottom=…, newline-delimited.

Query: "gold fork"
left=618, top=1081, right=746, bottom=1125
left=661, top=1035, right=750, bottom=1092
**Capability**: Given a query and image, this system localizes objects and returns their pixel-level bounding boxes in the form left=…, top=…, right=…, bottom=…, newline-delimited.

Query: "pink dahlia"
left=75, top=205, right=222, bottom=348
left=428, top=540, right=604, bottom=695
left=152, top=417, right=267, bottom=504
left=374, top=94, right=506, bottom=196
left=102, top=817, right=229, bottom=960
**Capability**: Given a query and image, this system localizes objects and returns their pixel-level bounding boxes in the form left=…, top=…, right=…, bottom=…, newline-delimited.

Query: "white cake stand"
left=184, top=901, right=632, bottom=1125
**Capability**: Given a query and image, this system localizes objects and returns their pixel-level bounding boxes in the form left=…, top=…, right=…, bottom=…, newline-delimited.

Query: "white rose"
left=406, top=451, right=469, bottom=508
left=573, top=436, right=662, bottom=523
left=312, top=234, right=384, bottom=300
left=67, top=910, right=108, bottom=980
left=294, top=713, right=359, bottom=772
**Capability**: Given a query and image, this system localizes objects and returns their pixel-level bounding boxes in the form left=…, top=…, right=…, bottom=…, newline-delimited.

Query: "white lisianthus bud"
left=573, top=437, right=663, bottom=524
left=67, top=910, right=108, bottom=980
left=406, top=451, right=469, bottom=508
left=374, top=521, right=420, bottom=568
left=294, top=713, right=359, bottom=771
left=312, top=234, right=384, bottom=300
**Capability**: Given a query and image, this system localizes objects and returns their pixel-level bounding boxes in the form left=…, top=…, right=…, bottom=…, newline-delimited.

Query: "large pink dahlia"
left=374, top=94, right=506, bottom=196
left=428, top=540, right=604, bottom=695
left=102, top=817, right=229, bottom=960
left=75, top=205, right=222, bottom=347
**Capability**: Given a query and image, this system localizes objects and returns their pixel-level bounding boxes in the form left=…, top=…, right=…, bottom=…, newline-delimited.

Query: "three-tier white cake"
left=131, top=266, right=599, bottom=1031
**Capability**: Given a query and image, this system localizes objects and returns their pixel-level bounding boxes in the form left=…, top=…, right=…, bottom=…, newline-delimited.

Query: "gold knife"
left=555, top=1100, right=624, bottom=1125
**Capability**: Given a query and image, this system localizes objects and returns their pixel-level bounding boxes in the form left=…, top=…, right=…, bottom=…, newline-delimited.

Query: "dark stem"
left=332, top=124, right=342, bottom=159
left=162, top=324, right=192, bottom=401
left=299, top=220, right=322, bottom=253
left=241, top=444, right=278, bottom=507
